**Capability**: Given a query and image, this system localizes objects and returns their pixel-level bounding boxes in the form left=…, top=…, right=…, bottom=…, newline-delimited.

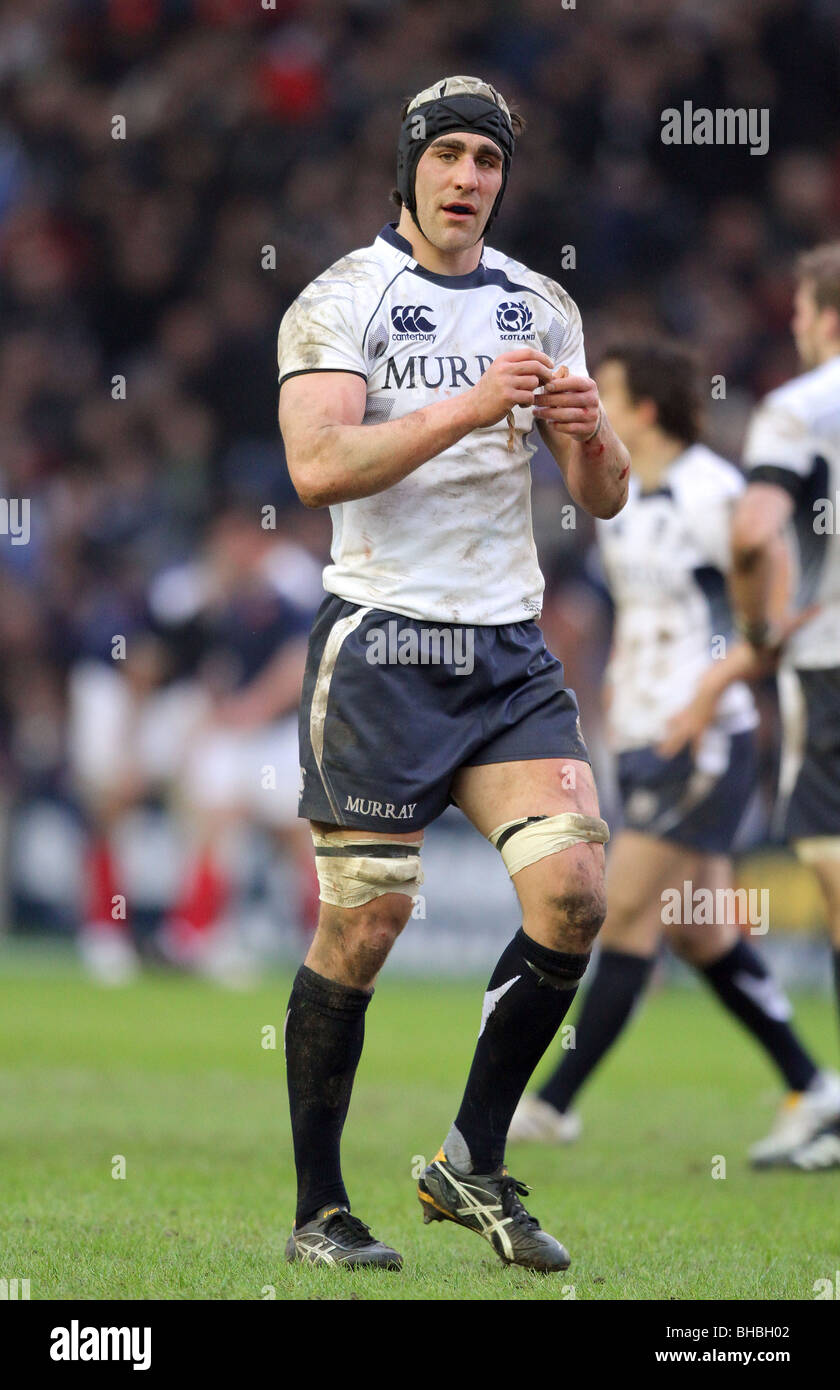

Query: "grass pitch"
left=1, top=946, right=838, bottom=1301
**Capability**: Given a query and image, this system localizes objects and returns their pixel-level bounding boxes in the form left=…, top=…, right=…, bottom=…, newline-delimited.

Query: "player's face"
left=413, top=132, right=503, bottom=252
left=792, top=280, right=822, bottom=368
left=595, top=360, right=643, bottom=450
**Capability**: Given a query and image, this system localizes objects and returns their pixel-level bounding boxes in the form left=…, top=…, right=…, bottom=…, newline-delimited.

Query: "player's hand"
left=657, top=691, right=719, bottom=761
left=736, top=603, right=822, bottom=662
left=532, top=366, right=602, bottom=440
left=468, top=348, right=555, bottom=427
left=657, top=604, right=820, bottom=760
left=725, top=604, right=822, bottom=687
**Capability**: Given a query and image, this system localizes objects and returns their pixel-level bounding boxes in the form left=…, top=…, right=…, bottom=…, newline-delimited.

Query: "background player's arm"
left=658, top=530, right=805, bottom=759
left=730, top=481, right=795, bottom=642
left=279, top=350, right=554, bottom=507
left=534, top=372, right=629, bottom=520
left=214, top=637, right=309, bottom=729
left=657, top=640, right=774, bottom=759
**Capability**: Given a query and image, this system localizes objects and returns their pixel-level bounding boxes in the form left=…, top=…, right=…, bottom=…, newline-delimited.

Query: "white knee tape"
left=312, top=831, right=424, bottom=908
left=488, top=812, right=610, bottom=877
left=793, top=836, right=840, bottom=864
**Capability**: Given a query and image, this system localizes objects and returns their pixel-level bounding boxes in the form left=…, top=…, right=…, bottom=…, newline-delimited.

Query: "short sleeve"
left=556, top=296, right=588, bottom=379
left=742, top=401, right=814, bottom=480
left=680, top=465, right=745, bottom=572
left=536, top=277, right=589, bottom=378
left=277, top=282, right=368, bottom=388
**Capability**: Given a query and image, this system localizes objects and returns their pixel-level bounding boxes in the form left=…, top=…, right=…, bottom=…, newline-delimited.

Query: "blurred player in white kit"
left=664, top=244, right=840, bottom=1168
left=509, top=341, right=840, bottom=1163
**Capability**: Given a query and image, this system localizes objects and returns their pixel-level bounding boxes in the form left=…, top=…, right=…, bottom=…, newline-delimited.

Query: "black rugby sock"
left=539, top=948, right=654, bottom=1114
left=447, top=928, right=589, bottom=1174
left=699, top=939, right=817, bottom=1092
left=285, top=964, right=372, bottom=1227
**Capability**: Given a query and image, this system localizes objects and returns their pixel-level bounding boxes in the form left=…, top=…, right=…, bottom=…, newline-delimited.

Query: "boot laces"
left=323, top=1211, right=375, bottom=1247
left=498, top=1175, right=540, bottom=1231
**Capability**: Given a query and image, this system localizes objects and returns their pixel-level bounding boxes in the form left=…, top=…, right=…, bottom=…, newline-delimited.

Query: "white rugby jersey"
left=742, top=353, right=840, bottom=669
left=598, top=444, right=757, bottom=752
left=276, top=223, right=587, bottom=624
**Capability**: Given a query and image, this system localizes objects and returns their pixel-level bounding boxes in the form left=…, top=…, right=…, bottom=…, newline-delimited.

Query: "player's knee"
left=353, top=932, right=400, bottom=980
left=669, top=920, right=736, bottom=967
left=667, top=925, right=708, bottom=966
left=319, top=896, right=412, bottom=983
left=542, top=883, right=607, bottom=950
left=355, top=897, right=413, bottom=956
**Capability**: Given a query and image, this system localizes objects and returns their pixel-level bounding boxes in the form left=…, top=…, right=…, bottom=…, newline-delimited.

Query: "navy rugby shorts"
left=617, top=730, right=757, bottom=855
left=297, top=594, right=590, bottom=832
left=784, top=667, right=840, bottom=843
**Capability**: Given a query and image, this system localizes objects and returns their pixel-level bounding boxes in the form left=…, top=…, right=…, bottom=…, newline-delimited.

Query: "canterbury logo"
left=391, top=305, right=437, bottom=336
left=496, top=300, right=534, bottom=335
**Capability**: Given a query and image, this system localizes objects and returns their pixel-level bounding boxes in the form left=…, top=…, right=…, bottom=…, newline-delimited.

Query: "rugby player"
left=661, top=244, right=840, bottom=1168
left=276, top=76, right=630, bottom=1270
left=509, top=342, right=840, bottom=1161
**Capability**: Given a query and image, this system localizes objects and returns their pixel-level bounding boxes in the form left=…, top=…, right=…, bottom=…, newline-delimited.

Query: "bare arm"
left=214, top=637, right=309, bottom=728
left=279, top=349, right=555, bottom=508
left=730, top=482, right=795, bottom=642
left=657, top=640, right=771, bottom=759
left=534, top=369, right=630, bottom=520
left=657, top=529, right=812, bottom=760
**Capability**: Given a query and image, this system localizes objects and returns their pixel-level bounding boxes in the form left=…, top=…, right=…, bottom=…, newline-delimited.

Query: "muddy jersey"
left=597, top=444, right=757, bottom=751
left=277, top=222, right=587, bottom=624
left=742, top=353, right=840, bottom=669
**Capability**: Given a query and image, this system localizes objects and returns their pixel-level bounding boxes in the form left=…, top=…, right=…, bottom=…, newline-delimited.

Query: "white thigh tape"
left=488, top=812, right=610, bottom=877
left=312, top=831, right=424, bottom=908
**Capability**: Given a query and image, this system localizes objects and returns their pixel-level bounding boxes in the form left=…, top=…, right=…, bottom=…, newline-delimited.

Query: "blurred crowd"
left=0, top=0, right=839, bottom=953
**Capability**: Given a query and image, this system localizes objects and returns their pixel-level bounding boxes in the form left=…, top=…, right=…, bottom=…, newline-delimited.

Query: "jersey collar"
left=638, top=484, right=673, bottom=499
left=378, top=222, right=490, bottom=289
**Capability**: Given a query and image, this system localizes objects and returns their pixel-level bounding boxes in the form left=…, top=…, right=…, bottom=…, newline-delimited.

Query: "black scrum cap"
left=396, top=76, right=516, bottom=239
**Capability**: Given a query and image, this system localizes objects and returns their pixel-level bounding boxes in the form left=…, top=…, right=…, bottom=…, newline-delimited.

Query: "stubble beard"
left=419, top=209, right=485, bottom=256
